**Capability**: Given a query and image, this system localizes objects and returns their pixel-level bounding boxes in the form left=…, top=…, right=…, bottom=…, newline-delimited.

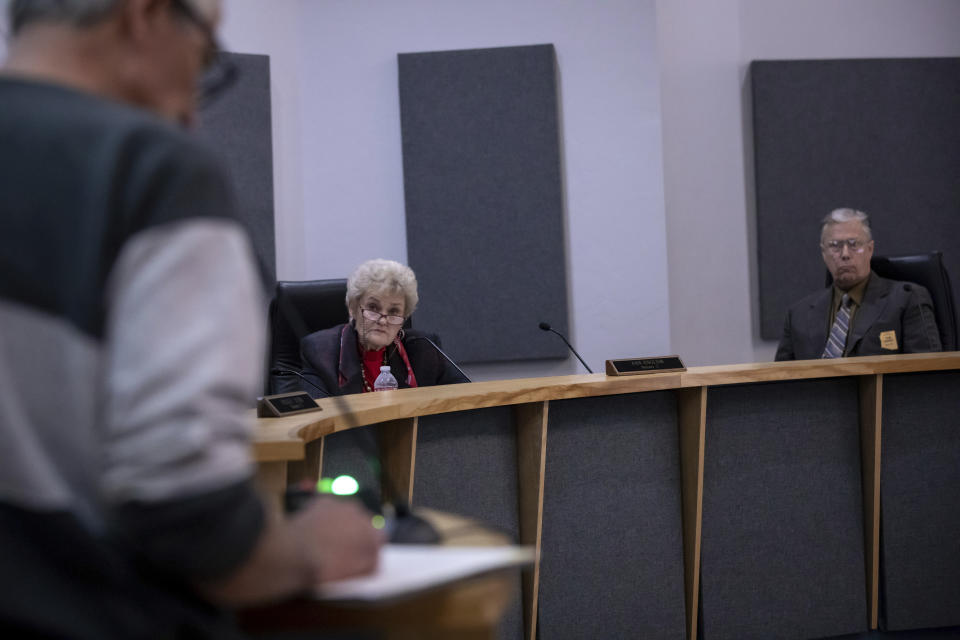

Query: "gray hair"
left=8, top=0, right=120, bottom=34
left=346, top=259, right=419, bottom=319
left=820, top=208, right=873, bottom=241
left=7, top=0, right=216, bottom=35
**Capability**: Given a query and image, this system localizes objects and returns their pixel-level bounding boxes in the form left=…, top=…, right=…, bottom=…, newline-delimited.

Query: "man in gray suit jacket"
left=776, top=209, right=941, bottom=361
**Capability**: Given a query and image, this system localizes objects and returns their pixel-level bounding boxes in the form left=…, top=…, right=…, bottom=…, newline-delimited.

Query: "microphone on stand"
left=404, top=334, right=471, bottom=382
left=270, top=368, right=440, bottom=544
left=271, top=367, right=328, bottom=398
left=538, top=322, right=594, bottom=373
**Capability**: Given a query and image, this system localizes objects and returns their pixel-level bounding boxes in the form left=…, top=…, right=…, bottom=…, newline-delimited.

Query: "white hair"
left=8, top=0, right=218, bottom=34
left=8, top=0, right=119, bottom=34
left=346, top=259, right=419, bottom=319
left=820, top=208, right=872, bottom=242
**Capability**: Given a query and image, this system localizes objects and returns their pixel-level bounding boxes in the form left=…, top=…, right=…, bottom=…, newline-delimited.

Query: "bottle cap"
left=380, top=365, right=391, bottom=372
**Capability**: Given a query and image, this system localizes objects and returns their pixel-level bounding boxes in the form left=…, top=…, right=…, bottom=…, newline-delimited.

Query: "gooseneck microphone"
left=538, top=322, right=594, bottom=373
left=404, top=335, right=471, bottom=382
left=271, top=367, right=328, bottom=397
left=270, top=367, right=440, bottom=544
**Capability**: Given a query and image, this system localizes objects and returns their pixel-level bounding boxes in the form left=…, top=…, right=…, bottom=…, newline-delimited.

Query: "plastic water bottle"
left=373, top=365, right=398, bottom=391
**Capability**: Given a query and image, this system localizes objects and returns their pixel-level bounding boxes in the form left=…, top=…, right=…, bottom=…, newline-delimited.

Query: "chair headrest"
left=269, top=279, right=349, bottom=374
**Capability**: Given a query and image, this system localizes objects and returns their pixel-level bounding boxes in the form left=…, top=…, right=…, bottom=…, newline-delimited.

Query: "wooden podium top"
left=252, top=352, right=960, bottom=462
left=238, top=510, right=531, bottom=640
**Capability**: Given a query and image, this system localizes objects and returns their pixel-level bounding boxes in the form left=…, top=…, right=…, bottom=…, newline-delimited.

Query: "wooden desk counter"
left=252, top=351, right=960, bottom=463
left=250, top=352, right=960, bottom=640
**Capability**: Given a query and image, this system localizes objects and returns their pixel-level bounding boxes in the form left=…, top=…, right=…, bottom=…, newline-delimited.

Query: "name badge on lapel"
left=880, top=330, right=898, bottom=351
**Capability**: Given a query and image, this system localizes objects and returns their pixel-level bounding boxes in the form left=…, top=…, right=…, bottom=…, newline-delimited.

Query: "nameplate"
left=257, top=392, right=322, bottom=418
left=605, top=356, right=686, bottom=376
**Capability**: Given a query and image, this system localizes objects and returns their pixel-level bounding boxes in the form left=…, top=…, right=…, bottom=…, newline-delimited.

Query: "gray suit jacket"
left=775, top=273, right=942, bottom=361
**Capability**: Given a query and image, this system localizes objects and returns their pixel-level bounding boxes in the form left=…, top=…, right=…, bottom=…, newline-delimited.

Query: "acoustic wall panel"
left=399, top=44, right=568, bottom=363
left=880, top=372, right=960, bottom=631
left=700, top=379, right=867, bottom=640
left=752, top=58, right=960, bottom=339
left=198, top=53, right=276, bottom=286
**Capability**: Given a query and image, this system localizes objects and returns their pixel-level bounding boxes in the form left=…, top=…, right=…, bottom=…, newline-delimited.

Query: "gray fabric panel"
left=828, top=626, right=960, bottom=639
left=198, top=52, right=276, bottom=286
left=700, top=379, right=868, bottom=640
left=751, top=58, right=960, bottom=339
left=538, top=393, right=687, bottom=640
left=413, top=407, right=522, bottom=640
left=880, top=372, right=960, bottom=631
left=399, top=44, right=569, bottom=363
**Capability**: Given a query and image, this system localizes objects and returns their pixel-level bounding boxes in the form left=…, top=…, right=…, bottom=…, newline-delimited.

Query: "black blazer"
left=284, top=322, right=469, bottom=398
left=775, top=273, right=942, bottom=361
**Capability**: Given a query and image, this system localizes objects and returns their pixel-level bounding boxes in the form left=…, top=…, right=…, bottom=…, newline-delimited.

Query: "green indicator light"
left=316, top=477, right=334, bottom=494
left=331, top=475, right=359, bottom=496
left=371, top=515, right=386, bottom=530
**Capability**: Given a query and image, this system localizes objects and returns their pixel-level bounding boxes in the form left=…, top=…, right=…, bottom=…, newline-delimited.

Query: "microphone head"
left=538, top=322, right=551, bottom=331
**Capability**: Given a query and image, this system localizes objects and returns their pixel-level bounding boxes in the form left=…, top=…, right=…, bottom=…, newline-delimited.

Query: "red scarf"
left=337, top=324, right=418, bottom=392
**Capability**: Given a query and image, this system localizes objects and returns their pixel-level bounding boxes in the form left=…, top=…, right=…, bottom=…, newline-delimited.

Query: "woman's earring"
left=397, top=328, right=405, bottom=340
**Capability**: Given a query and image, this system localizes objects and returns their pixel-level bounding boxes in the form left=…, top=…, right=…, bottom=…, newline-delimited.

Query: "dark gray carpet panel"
left=880, top=372, right=960, bottom=631
left=197, top=53, right=275, bottom=287
left=827, top=626, right=960, bottom=639
left=538, top=392, right=687, bottom=640
left=700, top=379, right=868, bottom=640
left=399, top=44, right=569, bottom=364
left=412, top=407, right=522, bottom=640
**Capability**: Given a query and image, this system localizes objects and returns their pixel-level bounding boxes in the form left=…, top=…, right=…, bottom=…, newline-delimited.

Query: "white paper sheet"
left=314, top=544, right=536, bottom=602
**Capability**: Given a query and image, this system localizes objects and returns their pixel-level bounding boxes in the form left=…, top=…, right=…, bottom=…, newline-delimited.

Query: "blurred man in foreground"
left=0, top=1, right=382, bottom=636
left=775, top=208, right=941, bottom=361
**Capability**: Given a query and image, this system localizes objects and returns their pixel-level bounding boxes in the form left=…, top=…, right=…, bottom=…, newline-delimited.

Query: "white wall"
left=219, top=0, right=307, bottom=281
left=658, top=0, right=960, bottom=366
left=224, top=0, right=671, bottom=381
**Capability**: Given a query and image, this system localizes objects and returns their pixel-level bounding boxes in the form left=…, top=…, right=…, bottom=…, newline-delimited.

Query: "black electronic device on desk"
left=605, top=355, right=686, bottom=376
left=257, top=391, right=322, bottom=417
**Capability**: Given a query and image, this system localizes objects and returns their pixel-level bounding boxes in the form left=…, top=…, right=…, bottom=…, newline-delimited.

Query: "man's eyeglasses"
left=361, top=308, right=406, bottom=326
left=821, top=238, right=869, bottom=255
left=170, top=0, right=239, bottom=108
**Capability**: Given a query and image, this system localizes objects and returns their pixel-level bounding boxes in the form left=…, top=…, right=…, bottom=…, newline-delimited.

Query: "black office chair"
left=826, top=251, right=957, bottom=351
left=267, top=279, right=349, bottom=394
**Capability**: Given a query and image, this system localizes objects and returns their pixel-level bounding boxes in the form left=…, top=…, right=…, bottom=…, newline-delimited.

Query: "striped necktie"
left=822, top=294, right=852, bottom=359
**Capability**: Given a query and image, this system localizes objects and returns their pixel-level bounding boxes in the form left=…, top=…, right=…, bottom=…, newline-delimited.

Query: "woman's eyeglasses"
left=361, top=308, right=406, bottom=326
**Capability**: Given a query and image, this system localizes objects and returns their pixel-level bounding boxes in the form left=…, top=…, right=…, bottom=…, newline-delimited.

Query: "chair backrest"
left=268, top=279, right=348, bottom=393
left=871, top=252, right=957, bottom=351
left=826, top=251, right=957, bottom=351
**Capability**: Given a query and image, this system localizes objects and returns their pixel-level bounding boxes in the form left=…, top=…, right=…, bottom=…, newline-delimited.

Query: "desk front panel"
left=700, top=378, right=868, bottom=640
left=880, top=371, right=960, bottom=631
left=413, top=406, right=523, bottom=640
left=538, top=391, right=687, bottom=640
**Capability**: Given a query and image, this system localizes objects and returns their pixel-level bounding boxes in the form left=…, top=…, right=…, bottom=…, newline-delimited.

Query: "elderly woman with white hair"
left=298, top=259, right=469, bottom=397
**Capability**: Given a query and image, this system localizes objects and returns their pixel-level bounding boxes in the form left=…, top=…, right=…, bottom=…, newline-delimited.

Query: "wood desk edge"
left=252, top=351, right=960, bottom=461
